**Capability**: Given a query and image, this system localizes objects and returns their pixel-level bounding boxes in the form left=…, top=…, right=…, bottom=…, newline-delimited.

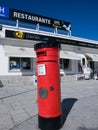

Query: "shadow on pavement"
left=78, top=127, right=98, bottom=130
left=61, top=98, right=78, bottom=126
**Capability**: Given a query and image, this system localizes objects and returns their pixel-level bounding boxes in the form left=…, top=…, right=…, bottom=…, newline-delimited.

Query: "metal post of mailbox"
left=34, top=42, right=62, bottom=130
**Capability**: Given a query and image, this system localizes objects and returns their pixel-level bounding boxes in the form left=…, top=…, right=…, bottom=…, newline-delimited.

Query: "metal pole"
left=16, top=19, right=19, bottom=28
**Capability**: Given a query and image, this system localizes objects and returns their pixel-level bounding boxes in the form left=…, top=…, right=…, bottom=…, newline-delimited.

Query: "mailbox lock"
left=50, top=86, right=54, bottom=91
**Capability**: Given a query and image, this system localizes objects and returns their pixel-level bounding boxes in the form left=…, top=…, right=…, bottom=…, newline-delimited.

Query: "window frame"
left=9, top=57, right=33, bottom=72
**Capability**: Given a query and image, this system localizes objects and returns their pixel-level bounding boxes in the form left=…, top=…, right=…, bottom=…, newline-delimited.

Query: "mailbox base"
left=38, top=115, right=62, bottom=130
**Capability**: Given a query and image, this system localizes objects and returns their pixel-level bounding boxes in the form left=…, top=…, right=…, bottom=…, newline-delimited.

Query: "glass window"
left=78, top=61, right=83, bottom=72
left=82, top=58, right=85, bottom=66
left=60, top=58, right=72, bottom=70
left=9, top=57, right=32, bottom=71
left=10, top=57, right=20, bottom=71
left=21, top=58, right=31, bottom=70
left=60, top=58, right=63, bottom=69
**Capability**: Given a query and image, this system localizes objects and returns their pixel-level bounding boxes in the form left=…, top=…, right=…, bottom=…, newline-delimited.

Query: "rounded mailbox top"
left=34, top=42, right=61, bottom=50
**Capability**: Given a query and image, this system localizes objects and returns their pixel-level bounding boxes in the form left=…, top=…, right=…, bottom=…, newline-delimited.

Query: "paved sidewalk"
left=0, top=79, right=98, bottom=130
left=0, top=85, right=37, bottom=130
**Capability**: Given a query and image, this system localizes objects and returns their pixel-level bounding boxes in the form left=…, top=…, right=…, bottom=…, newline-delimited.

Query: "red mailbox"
left=34, top=42, right=62, bottom=130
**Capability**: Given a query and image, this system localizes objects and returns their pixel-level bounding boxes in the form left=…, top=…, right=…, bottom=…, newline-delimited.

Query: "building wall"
left=0, top=25, right=98, bottom=86
left=0, top=38, right=36, bottom=76
left=0, top=45, right=7, bottom=75
left=1, top=38, right=98, bottom=76
left=0, top=39, right=36, bottom=87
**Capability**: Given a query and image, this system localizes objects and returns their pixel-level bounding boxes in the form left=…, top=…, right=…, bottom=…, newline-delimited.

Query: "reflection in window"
left=10, top=57, right=20, bottom=70
left=21, top=58, right=31, bottom=70
left=78, top=61, right=83, bottom=72
left=60, top=58, right=72, bottom=70
left=9, top=57, right=31, bottom=71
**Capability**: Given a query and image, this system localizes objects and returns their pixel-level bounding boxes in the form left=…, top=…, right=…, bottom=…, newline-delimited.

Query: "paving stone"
left=11, top=116, right=39, bottom=130
left=10, top=109, right=30, bottom=126
left=24, top=103, right=38, bottom=117
left=0, top=112, right=14, bottom=130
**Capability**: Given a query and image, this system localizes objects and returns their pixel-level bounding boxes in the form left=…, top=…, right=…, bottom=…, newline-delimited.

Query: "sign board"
left=38, top=64, right=46, bottom=75
left=5, top=30, right=98, bottom=49
left=0, top=6, right=9, bottom=18
left=9, top=8, right=71, bottom=30
left=0, top=5, right=71, bottom=31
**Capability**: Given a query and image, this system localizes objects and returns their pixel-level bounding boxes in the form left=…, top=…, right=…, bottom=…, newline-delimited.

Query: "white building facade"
left=0, top=24, right=98, bottom=87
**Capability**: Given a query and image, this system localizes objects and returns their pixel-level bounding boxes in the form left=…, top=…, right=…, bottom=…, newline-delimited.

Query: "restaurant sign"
left=0, top=5, right=71, bottom=31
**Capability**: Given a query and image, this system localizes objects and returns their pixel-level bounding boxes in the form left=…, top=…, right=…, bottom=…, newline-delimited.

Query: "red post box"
left=34, top=42, right=62, bottom=130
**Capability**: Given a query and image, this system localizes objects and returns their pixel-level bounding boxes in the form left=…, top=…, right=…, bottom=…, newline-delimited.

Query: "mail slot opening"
left=37, top=51, right=46, bottom=56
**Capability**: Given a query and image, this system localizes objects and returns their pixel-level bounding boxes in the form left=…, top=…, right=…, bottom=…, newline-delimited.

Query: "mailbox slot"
left=37, top=51, right=46, bottom=57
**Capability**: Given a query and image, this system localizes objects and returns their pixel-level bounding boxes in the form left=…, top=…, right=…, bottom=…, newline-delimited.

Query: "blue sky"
left=0, top=0, right=98, bottom=41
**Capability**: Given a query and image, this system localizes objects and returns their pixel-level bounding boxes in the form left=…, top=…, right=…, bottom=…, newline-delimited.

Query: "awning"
left=77, top=53, right=86, bottom=59
left=60, top=51, right=81, bottom=60
left=3, top=46, right=36, bottom=58
left=85, top=53, right=98, bottom=61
